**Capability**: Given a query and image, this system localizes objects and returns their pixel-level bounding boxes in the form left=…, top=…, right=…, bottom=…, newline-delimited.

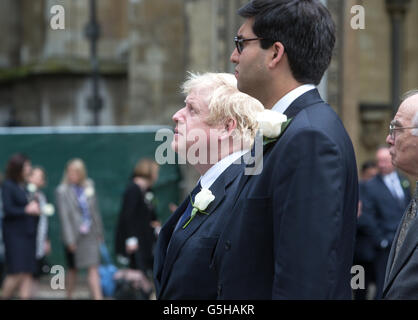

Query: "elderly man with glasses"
left=383, top=90, right=418, bottom=299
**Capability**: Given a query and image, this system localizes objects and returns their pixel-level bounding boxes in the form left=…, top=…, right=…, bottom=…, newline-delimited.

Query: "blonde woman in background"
left=56, top=159, right=104, bottom=300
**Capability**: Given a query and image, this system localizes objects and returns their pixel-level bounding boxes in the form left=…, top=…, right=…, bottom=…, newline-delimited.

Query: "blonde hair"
left=62, top=158, right=88, bottom=185
left=181, top=72, right=264, bottom=149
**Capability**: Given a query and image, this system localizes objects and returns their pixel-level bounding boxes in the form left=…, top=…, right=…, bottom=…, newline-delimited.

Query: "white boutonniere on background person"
left=42, top=203, right=55, bottom=217
left=84, top=186, right=95, bottom=198
left=256, top=110, right=292, bottom=145
left=27, top=183, right=37, bottom=193
left=183, top=188, right=215, bottom=229
left=402, top=179, right=410, bottom=189
left=145, top=191, right=154, bottom=203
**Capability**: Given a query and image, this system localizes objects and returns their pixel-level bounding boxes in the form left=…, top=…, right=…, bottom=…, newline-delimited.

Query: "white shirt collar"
left=272, top=84, right=316, bottom=114
left=199, top=149, right=248, bottom=189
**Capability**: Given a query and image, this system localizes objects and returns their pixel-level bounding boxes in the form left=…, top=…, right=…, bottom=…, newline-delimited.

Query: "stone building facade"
left=0, top=0, right=417, bottom=190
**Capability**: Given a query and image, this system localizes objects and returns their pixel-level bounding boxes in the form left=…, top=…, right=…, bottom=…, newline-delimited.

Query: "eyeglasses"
left=234, top=36, right=264, bottom=54
left=389, top=121, right=418, bottom=140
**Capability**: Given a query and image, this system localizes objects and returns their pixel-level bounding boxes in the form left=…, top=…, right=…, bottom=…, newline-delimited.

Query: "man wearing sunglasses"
left=383, top=90, right=418, bottom=299
left=211, top=0, right=358, bottom=299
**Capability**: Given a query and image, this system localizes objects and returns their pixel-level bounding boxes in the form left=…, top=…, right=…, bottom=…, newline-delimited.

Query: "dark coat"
left=211, top=89, right=359, bottom=299
left=1, top=179, right=38, bottom=274
left=383, top=190, right=418, bottom=299
left=115, top=181, right=156, bottom=272
left=360, top=174, right=411, bottom=250
left=154, top=163, right=244, bottom=299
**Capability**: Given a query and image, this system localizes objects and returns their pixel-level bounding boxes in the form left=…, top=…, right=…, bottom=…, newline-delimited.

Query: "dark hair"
left=5, top=153, right=29, bottom=183
left=361, top=160, right=377, bottom=173
left=238, top=0, right=336, bottom=85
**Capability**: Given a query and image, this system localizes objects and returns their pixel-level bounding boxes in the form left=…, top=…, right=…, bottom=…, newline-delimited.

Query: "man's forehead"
left=396, top=97, right=418, bottom=123
left=238, top=18, right=255, bottom=36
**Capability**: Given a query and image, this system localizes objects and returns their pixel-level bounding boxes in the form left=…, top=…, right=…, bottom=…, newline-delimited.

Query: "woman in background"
left=115, top=158, right=160, bottom=276
left=56, top=158, right=104, bottom=300
left=27, top=167, right=52, bottom=294
left=1, top=153, right=40, bottom=299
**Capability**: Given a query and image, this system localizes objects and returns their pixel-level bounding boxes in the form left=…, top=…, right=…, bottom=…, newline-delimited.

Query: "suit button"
left=225, top=240, right=231, bottom=251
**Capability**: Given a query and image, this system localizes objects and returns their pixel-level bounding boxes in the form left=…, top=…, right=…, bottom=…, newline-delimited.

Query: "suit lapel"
left=283, top=88, right=323, bottom=119
left=158, top=163, right=243, bottom=296
left=231, top=89, right=323, bottom=208
left=383, top=208, right=405, bottom=292
left=384, top=200, right=417, bottom=294
left=154, top=197, right=189, bottom=291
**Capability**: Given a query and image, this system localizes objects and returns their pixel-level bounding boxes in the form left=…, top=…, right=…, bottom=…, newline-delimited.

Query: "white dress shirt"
left=383, top=171, right=405, bottom=201
left=272, top=84, right=316, bottom=114
left=199, top=149, right=248, bottom=189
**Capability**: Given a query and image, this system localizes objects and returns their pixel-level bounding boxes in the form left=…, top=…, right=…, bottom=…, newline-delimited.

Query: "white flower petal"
left=257, top=110, right=287, bottom=138
left=194, top=188, right=215, bottom=211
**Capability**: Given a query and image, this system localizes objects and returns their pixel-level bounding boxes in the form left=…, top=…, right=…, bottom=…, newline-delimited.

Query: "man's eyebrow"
left=392, top=119, right=402, bottom=127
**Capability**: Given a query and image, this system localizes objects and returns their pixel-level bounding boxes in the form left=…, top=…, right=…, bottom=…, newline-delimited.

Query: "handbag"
left=99, top=243, right=118, bottom=297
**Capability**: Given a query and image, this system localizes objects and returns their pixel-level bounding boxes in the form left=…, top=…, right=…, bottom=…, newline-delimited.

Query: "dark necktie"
left=174, top=181, right=202, bottom=231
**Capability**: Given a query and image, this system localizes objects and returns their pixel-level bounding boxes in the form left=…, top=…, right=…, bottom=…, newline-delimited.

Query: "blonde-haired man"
left=154, top=72, right=263, bottom=299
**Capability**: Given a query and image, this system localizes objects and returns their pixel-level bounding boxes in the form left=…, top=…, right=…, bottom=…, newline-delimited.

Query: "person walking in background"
left=353, top=160, right=378, bottom=300
left=56, top=158, right=104, bottom=300
left=1, top=154, right=40, bottom=299
left=27, top=167, right=53, bottom=294
left=115, top=158, right=160, bottom=277
left=383, top=90, right=418, bottom=299
left=361, top=147, right=411, bottom=299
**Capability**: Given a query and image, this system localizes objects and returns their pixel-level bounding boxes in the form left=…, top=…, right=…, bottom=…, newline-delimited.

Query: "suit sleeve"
left=55, top=188, right=77, bottom=246
left=1, top=182, right=27, bottom=217
left=271, top=128, right=352, bottom=299
left=120, top=186, right=142, bottom=239
left=358, top=184, right=383, bottom=248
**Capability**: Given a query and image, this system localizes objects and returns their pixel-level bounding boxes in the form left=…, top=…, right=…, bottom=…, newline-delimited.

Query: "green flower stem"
left=183, top=208, right=198, bottom=229
left=182, top=207, right=210, bottom=229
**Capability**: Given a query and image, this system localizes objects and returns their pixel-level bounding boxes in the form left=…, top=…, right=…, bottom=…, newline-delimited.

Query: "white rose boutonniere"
left=27, top=183, right=37, bottom=193
left=42, top=203, right=55, bottom=217
left=84, top=186, right=95, bottom=198
left=183, top=188, right=215, bottom=229
left=256, top=110, right=292, bottom=145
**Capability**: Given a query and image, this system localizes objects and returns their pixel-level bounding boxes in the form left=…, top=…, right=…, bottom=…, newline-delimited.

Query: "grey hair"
left=402, top=90, right=418, bottom=136
left=401, top=89, right=418, bottom=103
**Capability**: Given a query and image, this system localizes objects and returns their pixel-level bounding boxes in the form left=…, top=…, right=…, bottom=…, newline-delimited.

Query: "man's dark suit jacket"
left=211, top=89, right=359, bottom=299
left=383, top=189, right=418, bottom=299
left=153, top=163, right=244, bottom=299
left=354, top=182, right=378, bottom=264
left=361, top=174, right=411, bottom=249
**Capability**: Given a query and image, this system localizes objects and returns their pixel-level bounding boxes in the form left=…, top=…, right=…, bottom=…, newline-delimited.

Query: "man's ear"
left=269, top=42, right=285, bottom=69
left=219, top=118, right=237, bottom=140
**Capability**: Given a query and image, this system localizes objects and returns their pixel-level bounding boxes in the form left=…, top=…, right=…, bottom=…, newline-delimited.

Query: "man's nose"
left=172, top=109, right=182, bottom=122
left=386, top=134, right=394, bottom=146
left=230, top=48, right=239, bottom=64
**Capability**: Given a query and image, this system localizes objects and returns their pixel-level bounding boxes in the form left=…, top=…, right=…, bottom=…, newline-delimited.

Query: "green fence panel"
left=0, top=126, right=180, bottom=268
